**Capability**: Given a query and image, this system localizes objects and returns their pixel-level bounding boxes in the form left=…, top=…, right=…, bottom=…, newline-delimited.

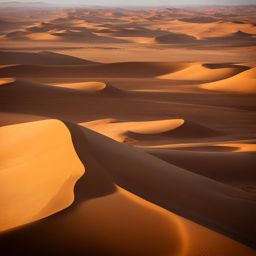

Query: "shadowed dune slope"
left=0, top=51, right=98, bottom=65
left=0, top=120, right=84, bottom=231
left=0, top=120, right=255, bottom=256
left=200, top=67, right=256, bottom=93
left=0, top=62, right=188, bottom=78
left=145, top=148, right=256, bottom=190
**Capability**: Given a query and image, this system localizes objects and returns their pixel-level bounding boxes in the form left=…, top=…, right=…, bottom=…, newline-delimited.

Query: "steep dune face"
left=158, top=63, right=248, bottom=82
left=200, top=67, right=256, bottom=93
left=0, top=120, right=84, bottom=231
left=1, top=120, right=255, bottom=256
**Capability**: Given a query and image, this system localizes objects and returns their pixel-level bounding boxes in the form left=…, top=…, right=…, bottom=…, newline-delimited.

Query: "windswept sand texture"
left=0, top=4, right=256, bottom=256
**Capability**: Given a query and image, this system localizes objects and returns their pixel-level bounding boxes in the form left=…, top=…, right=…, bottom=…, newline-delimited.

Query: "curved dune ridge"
left=199, top=67, right=256, bottom=93
left=49, top=81, right=124, bottom=96
left=82, top=119, right=185, bottom=142
left=129, top=119, right=185, bottom=134
left=0, top=120, right=84, bottom=231
left=0, top=119, right=255, bottom=255
left=157, top=63, right=248, bottom=82
left=127, top=119, right=222, bottom=141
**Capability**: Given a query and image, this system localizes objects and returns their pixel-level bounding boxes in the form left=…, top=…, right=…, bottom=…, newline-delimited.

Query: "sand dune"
left=205, top=30, right=256, bottom=47
left=200, top=67, right=256, bottom=93
left=0, top=120, right=255, bottom=255
left=1, top=5, right=256, bottom=255
left=82, top=118, right=223, bottom=144
left=0, top=62, right=188, bottom=78
left=0, top=51, right=97, bottom=65
left=127, top=119, right=222, bottom=141
left=179, top=16, right=219, bottom=23
left=153, top=32, right=197, bottom=44
left=145, top=148, right=256, bottom=190
left=82, top=119, right=185, bottom=142
left=51, top=29, right=127, bottom=43
left=0, top=120, right=84, bottom=231
left=158, top=63, right=249, bottom=82
left=151, top=19, right=256, bottom=40
left=50, top=81, right=107, bottom=91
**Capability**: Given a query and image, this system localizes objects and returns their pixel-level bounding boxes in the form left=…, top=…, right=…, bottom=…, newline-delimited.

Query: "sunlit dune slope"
left=158, top=63, right=248, bottom=82
left=0, top=120, right=84, bottom=231
left=200, top=67, right=256, bottom=93
left=49, top=81, right=106, bottom=91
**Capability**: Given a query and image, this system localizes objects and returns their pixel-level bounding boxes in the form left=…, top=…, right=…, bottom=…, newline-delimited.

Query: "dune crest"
left=0, top=120, right=84, bottom=231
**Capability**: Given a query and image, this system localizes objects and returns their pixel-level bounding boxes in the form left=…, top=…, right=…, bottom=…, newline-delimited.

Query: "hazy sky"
left=1, top=0, right=256, bottom=5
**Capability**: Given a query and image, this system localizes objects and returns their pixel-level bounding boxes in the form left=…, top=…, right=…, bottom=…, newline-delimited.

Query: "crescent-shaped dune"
left=129, top=119, right=185, bottom=135
left=126, top=119, right=222, bottom=142
left=158, top=63, right=248, bottom=82
left=0, top=120, right=84, bottom=231
left=199, top=67, right=256, bottom=94
left=49, top=81, right=124, bottom=96
left=82, top=119, right=185, bottom=142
